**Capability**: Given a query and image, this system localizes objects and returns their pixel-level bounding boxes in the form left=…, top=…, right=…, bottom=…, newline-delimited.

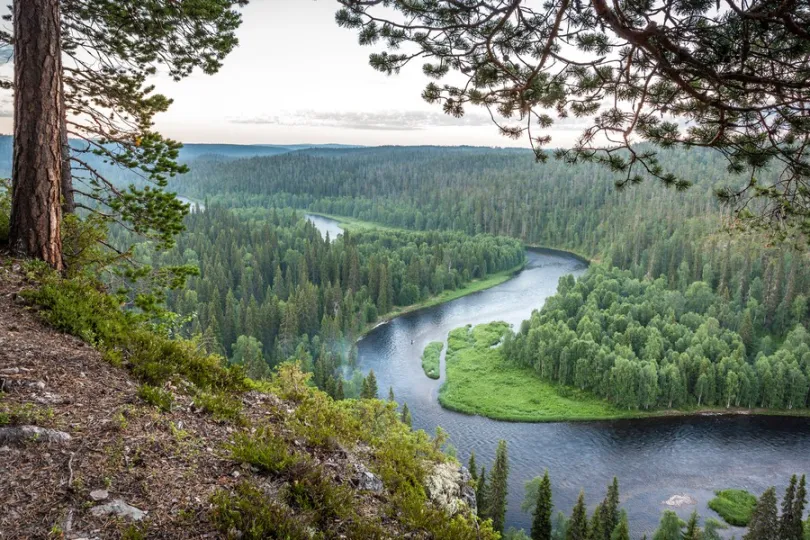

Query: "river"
left=308, top=215, right=810, bottom=538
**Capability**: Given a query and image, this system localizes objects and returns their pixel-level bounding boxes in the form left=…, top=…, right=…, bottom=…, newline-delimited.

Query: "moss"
left=421, top=341, right=444, bottom=379
left=708, top=489, right=757, bottom=526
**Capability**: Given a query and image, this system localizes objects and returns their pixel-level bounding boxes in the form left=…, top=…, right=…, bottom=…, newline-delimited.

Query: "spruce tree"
left=490, top=440, right=510, bottom=533
left=609, top=512, right=630, bottom=540
left=566, top=491, right=588, bottom=540
left=588, top=503, right=606, bottom=540
left=781, top=476, right=799, bottom=540
left=400, top=402, right=412, bottom=427
left=744, top=487, right=779, bottom=540
left=468, top=452, right=478, bottom=483
left=361, top=370, right=378, bottom=399
left=683, top=511, right=701, bottom=540
left=388, top=386, right=395, bottom=402
left=601, top=477, right=620, bottom=539
left=531, top=470, right=553, bottom=540
left=794, top=476, right=807, bottom=540
left=477, top=467, right=491, bottom=521
left=652, top=511, right=682, bottom=540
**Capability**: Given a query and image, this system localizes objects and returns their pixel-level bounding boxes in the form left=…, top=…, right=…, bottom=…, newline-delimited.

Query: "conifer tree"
left=588, top=503, right=606, bottom=540
left=400, top=402, right=412, bottom=427
left=683, top=511, right=701, bottom=540
left=744, top=487, right=779, bottom=540
left=531, top=470, right=553, bottom=540
left=601, top=478, right=620, bottom=539
left=361, top=369, right=378, bottom=399
left=609, top=512, right=630, bottom=540
left=794, top=476, right=807, bottom=540
left=477, top=466, right=491, bottom=521
left=782, top=476, right=800, bottom=540
left=652, top=511, right=682, bottom=540
left=489, top=440, right=510, bottom=533
left=566, top=491, right=588, bottom=540
left=388, top=386, right=395, bottom=402
left=468, top=452, right=478, bottom=483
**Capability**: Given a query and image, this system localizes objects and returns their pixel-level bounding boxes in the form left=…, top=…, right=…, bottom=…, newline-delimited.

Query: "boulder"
left=89, top=499, right=146, bottom=521
left=424, top=463, right=477, bottom=516
left=353, top=463, right=384, bottom=493
left=0, top=425, right=71, bottom=445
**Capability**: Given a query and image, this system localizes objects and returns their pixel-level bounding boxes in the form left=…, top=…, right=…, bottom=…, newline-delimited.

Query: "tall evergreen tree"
left=566, top=491, right=588, bottom=540
left=683, top=511, right=701, bottom=540
left=652, top=511, right=682, bottom=540
left=794, top=476, right=808, bottom=540
left=468, top=452, right=478, bottom=483
left=781, top=476, right=800, bottom=540
left=609, top=512, right=630, bottom=540
left=477, top=466, right=490, bottom=521
left=531, top=470, right=553, bottom=540
left=601, top=477, right=620, bottom=539
left=744, top=487, right=779, bottom=540
left=489, top=440, right=510, bottom=533
left=400, top=402, right=412, bottom=427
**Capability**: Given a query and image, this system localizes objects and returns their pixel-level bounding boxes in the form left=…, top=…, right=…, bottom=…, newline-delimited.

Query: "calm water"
left=305, top=214, right=343, bottom=242
left=310, top=216, right=810, bottom=538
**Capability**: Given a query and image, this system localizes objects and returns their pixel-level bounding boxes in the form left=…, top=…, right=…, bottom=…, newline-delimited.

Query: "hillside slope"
left=0, top=260, right=484, bottom=539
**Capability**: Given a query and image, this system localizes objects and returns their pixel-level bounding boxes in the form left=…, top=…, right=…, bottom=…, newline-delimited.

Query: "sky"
left=0, top=0, right=586, bottom=148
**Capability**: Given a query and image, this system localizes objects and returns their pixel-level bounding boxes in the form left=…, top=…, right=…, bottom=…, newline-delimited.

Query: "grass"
left=421, top=341, right=444, bottom=379
left=708, top=489, right=758, bottom=526
left=438, top=322, right=639, bottom=422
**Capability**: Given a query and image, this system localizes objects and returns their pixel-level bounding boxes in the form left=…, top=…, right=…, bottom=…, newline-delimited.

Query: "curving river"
left=307, top=215, right=810, bottom=538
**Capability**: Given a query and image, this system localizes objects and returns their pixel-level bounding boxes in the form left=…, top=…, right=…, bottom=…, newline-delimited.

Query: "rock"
left=0, top=425, right=71, bottom=445
left=89, top=490, right=109, bottom=502
left=353, top=463, right=384, bottom=493
left=89, top=500, right=146, bottom=521
left=424, top=463, right=477, bottom=516
left=663, top=494, right=696, bottom=507
left=33, top=392, right=65, bottom=404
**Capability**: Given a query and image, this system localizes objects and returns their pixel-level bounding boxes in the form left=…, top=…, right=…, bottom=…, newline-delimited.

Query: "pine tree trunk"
left=60, top=102, right=74, bottom=214
left=9, top=0, right=64, bottom=270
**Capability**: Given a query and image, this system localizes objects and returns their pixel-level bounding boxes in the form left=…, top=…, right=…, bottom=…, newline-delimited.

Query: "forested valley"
left=111, top=205, right=524, bottom=398
left=172, top=145, right=810, bottom=414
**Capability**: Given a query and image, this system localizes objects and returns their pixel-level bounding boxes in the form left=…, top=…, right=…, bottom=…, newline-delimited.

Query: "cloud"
left=230, top=110, right=501, bottom=131
left=230, top=109, right=595, bottom=132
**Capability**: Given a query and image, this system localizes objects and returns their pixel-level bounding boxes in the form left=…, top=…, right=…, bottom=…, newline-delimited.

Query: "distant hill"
left=0, top=135, right=364, bottom=176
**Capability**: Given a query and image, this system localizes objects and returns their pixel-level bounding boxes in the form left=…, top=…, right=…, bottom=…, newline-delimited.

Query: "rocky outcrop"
left=424, top=462, right=477, bottom=516
left=0, top=425, right=71, bottom=445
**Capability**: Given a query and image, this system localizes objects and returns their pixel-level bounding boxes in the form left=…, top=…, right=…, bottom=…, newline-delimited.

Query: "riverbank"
left=358, top=259, right=527, bottom=339
left=439, top=322, right=810, bottom=423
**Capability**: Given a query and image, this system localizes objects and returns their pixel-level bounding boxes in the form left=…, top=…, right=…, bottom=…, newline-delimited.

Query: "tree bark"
left=9, top=0, right=64, bottom=270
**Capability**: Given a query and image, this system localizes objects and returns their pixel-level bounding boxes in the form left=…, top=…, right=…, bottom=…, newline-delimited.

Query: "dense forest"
left=111, top=206, right=524, bottom=397
left=502, top=266, right=810, bottom=411
left=175, top=146, right=809, bottom=343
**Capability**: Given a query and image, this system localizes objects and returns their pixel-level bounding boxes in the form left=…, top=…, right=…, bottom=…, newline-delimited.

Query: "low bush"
left=211, top=482, right=312, bottom=540
left=137, top=385, right=174, bottom=412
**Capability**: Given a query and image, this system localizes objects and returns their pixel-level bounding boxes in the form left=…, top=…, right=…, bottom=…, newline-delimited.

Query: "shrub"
left=137, top=385, right=174, bottom=412
left=708, top=489, right=757, bottom=526
left=192, top=391, right=242, bottom=422
left=211, top=482, right=312, bottom=540
left=229, top=427, right=304, bottom=474
left=0, top=178, right=9, bottom=246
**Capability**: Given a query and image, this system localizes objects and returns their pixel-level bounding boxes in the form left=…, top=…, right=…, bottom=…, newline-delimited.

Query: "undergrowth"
left=708, top=489, right=757, bottom=526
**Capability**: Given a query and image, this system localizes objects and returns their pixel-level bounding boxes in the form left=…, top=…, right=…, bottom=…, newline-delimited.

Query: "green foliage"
left=136, top=384, right=173, bottom=412
left=744, top=487, right=780, bottom=540
left=708, top=489, right=758, bottom=526
left=0, top=402, right=54, bottom=427
left=229, top=427, right=305, bottom=475
left=0, top=178, right=9, bottom=245
left=421, top=341, right=444, bottom=379
left=440, top=322, right=630, bottom=421
left=652, top=511, right=684, bottom=540
left=489, top=440, right=509, bottom=534
left=211, top=481, right=312, bottom=540
left=22, top=272, right=246, bottom=426
left=530, top=470, right=552, bottom=540
left=504, top=265, right=810, bottom=412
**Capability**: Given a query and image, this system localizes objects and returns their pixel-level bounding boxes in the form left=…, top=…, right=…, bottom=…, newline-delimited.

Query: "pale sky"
left=0, top=0, right=586, bottom=148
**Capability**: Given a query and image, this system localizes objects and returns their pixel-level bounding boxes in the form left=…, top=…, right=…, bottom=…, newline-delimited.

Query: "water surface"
left=311, top=216, right=810, bottom=537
